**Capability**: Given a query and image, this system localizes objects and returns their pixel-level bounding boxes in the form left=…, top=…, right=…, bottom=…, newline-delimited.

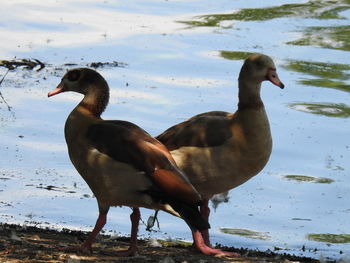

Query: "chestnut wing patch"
left=157, top=111, right=232, bottom=151
left=86, top=121, right=201, bottom=204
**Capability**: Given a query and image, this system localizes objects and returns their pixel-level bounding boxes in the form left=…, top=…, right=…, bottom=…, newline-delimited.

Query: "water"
left=1, top=0, right=349, bottom=261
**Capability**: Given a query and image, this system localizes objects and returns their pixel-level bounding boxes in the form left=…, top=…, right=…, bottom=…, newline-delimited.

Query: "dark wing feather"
left=86, top=121, right=201, bottom=203
left=86, top=121, right=154, bottom=172
left=156, top=111, right=232, bottom=151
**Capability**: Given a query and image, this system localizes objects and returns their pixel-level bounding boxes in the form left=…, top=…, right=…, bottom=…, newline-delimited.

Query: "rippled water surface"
left=1, top=0, right=349, bottom=261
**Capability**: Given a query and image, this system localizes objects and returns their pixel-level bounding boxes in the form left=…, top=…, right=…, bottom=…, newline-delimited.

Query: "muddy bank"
left=0, top=223, right=323, bottom=263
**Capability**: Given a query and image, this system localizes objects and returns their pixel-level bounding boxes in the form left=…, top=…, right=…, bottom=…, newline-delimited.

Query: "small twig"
left=0, top=59, right=46, bottom=71
left=0, top=69, right=15, bottom=115
left=0, top=69, right=9, bottom=85
left=33, top=59, right=45, bottom=71
left=89, top=61, right=127, bottom=68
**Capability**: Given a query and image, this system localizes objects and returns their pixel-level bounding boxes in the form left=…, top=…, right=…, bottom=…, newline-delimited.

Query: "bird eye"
left=256, top=61, right=263, bottom=69
left=67, top=70, right=81, bottom=81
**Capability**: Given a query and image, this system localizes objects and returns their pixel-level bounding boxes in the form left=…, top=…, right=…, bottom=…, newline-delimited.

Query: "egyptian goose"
left=47, top=68, right=238, bottom=256
left=156, top=54, right=285, bottom=245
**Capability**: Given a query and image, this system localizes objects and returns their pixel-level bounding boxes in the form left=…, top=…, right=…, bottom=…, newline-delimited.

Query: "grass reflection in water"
left=179, top=0, right=350, bottom=28
left=219, top=51, right=254, bottom=60
left=283, top=175, right=334, bottom=184
left=307, top=233, right=350, bottom=244
left=283, top=60, right=350, bottom=93
left=219, top=228, right=271, bottom=240
left=288, top=25, right=350, bottom=52
left=289, top=103, right=350, bottom=118
left=284, top=59, right=350, bottom=118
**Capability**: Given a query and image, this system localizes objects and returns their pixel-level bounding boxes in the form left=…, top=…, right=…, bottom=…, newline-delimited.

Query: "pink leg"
left=113, top=207, right=140, bottom=256
left=200, top=199, right=211, bottom=246
left=130, top=207, right=140, bottom=251
left=192, top=231, right=240, bottom=257
left=60, top=212, right=107, bottom=253
left=81, top=213, right=107, bottom=250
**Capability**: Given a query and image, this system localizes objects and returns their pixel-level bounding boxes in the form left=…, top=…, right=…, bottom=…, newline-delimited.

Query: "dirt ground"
left=0, top=224, right=323, bottom=263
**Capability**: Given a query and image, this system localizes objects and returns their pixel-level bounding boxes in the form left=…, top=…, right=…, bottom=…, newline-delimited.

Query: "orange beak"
left=266, top=68, right=284, bottom=89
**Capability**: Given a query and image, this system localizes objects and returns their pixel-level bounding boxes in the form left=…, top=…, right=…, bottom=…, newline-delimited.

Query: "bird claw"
left=192, top=231, right=239, bottom=257
left=195, top=245, right=240, bottom=257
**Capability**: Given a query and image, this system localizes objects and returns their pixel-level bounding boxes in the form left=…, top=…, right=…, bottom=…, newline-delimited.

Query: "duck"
left=47, top=68, right=238, bottom=257
left=156, top=54, right=285, bottom=245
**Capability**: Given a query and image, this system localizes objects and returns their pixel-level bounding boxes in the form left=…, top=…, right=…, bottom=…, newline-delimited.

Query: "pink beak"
left=266, top=68, right=284, bottom=89
left=48, top=84, right=64, bottom=97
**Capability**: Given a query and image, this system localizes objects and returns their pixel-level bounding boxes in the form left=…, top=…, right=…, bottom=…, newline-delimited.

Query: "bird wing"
left=85, top=120, right=201, bottom=203
left=156, top=111, right=233, bottom=151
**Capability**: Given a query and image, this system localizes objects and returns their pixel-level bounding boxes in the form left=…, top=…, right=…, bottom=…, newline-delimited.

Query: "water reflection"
left=219, top=51, right=254, bottom=60
left=283, top=175, right=334, bottom=184
left=289, top=102, right=350, bottom=117
left=281, top=58, right=350, bottom=117
left=307, top=234, right=350, bottom=244
left=180, top=0, right=350, bottom=28
left=288, top=25, right=350, bottom=51
left=219, top=228, right=271, bottom=240
left=283, top=60, right=350, bottom=92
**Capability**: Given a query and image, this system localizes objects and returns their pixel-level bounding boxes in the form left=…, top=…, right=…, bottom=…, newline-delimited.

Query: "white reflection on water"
left=0, top=1, right=194, bottom=56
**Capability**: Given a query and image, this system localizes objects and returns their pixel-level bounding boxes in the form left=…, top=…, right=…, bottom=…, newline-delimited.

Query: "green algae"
left=288, top=25, right=350, bottom=51
left=283, top=60, right=350, bottom=93
left=180, top=0, right=350, bottom=28
left=283, top=175, right=334, bottom=184
left=289, top=102, right=350, bottom=118
left=307, top=233, right=350, bottom=243
left=219, top=228, right=271, bottom=240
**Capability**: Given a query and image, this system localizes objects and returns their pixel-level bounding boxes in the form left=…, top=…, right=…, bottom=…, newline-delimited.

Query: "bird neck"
left=237, top=78, right=263, bottom=110
left=79, top=85, right=109, bottom=117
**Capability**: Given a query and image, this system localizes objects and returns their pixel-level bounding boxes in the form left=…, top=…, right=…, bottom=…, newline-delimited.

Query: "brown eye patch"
left=255, top=60, right=263, bottom=69
left=67, top=69, right=81, bottom=81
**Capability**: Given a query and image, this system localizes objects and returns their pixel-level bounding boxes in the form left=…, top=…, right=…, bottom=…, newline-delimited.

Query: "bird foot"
left=196, top=245, right=240, bottom=257
left=192, top=231, right=239, bottom=257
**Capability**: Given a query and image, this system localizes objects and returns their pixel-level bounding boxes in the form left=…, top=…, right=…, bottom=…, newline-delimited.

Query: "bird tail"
left=167, top=199, right=210, bottom=232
